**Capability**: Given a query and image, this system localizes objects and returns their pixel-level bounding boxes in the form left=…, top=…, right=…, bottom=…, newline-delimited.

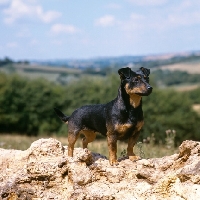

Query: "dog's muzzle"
left=146, top=85, right=153, bottom=95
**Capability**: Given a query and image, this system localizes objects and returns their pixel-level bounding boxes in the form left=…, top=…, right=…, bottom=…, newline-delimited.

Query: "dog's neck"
left=117, top=85, right=142, bottom=110
left=128, top=94, right=142, bottom=108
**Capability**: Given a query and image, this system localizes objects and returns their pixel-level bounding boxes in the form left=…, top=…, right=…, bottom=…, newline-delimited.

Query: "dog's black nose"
left=147, top=86, right=153, bottom=93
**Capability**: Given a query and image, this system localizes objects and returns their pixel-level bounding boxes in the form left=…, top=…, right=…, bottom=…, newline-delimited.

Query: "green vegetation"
left=152, top=69, right=200, bottom=86
left=142, top=88, right=200, bottom=146
left=0, top=57, right=13, bottom=67
left=0, top=73, right=64, bottom=135
left=0, top=70, right=200, bottom=147
left=187, top=87, right=200, bottom=104
left=0, top=57, right=30, bottom=67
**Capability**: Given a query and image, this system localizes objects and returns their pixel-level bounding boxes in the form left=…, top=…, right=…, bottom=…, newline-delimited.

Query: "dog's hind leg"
left=68, top=130, right=80, bottom=157
left=81, top=130, right=96, bottom=149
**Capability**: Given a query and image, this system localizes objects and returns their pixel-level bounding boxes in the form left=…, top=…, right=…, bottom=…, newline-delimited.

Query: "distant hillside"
left=159, top=62, right=200, bottom=74
left=0, top=63, right=82, bottom=83
left=31, top=55, right=144, bottom=69
left=30, top=50, right=200, bottom=69
left=0, top=50, right=200, bottom=85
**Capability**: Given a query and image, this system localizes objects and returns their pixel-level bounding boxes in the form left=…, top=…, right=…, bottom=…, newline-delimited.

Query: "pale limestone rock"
left=0, top=138, right=200, bottom=199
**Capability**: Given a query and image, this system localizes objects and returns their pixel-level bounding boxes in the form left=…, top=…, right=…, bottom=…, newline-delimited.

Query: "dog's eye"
left=135, top=76, right=141, bottom=81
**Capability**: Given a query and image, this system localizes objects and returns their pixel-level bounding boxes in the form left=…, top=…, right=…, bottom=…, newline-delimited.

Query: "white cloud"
left=16, top=28, right=31, bottom=38
left=166, top=1, right=200, bottom=27
left=6, top=42, right=18, bottom=48
left=149, top=2, right=200, bottom=31
left=106, top=3, right=121, bottom=10
left=120, top=13, right=145, bottom=32
left=3, top=0, right=61, bottom=24
left=80, top=38, right=91, bottom=45
left=95, top=15, right=116, bottom=27
left=122, top=1, right=200, bottom=33
left=130, top=13, right=145, bottom=21
left=35, top=7, right=61, bottom=23
left=29, top=39, right=38, bottom=46
left=168, top=12, right=200, bottom=26
left=127, top=0, right=168, bottom=6
left=0, top=0, right=10, bottom=5
left=51, top=24, right=79, bottom=34
left=52, top=40, right=63, bottom=45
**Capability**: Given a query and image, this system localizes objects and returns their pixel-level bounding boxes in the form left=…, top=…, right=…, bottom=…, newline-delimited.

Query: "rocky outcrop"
left=0, top=138, right=200, bottom=200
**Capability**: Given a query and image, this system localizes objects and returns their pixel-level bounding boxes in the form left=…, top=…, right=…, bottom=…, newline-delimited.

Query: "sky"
left=0, top=0, right=200, bottom=60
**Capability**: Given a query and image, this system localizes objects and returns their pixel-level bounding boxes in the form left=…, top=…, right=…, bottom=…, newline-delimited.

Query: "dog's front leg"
left=127, top=131, right=141, bottom=162
left=107, top=134, right=118, bottom=166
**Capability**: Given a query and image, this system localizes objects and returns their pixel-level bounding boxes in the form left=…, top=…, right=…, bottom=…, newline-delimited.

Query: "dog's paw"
left=129, top=155, right=141, bottom=162
left=109, top=159, right=119, bottom=166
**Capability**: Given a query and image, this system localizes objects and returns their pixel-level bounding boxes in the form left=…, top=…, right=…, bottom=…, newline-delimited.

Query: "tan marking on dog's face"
left=125, top=83, right=145, bottom=108
left=125, top=83, right=147, bottom=95
left=132, top=84, right=147, bottom=94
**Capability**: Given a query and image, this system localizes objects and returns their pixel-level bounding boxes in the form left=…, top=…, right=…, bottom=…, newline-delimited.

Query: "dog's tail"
left=54, top=108, right=70, bottom=123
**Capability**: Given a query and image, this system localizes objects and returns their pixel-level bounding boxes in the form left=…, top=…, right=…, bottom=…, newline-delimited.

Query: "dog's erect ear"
left=118, top=67, right=131, bottom=79
left=138, top=67, right=150, bottom=77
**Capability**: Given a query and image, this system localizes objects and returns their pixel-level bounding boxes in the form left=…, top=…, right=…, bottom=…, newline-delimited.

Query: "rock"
left=0, top=138, right=200, bottom=199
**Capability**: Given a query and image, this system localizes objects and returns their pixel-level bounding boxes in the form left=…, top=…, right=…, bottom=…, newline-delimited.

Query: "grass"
left=0, top=133, right=178, bottom=159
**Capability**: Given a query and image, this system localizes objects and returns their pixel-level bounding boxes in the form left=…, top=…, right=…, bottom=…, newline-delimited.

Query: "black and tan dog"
left=54, top=67, right=152, bottom=165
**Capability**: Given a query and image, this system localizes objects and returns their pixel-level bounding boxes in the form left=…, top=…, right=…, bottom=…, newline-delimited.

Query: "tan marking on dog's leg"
left=107, top=135, right=118, bottom=166
left=81, top=130, right=96, bottom=149
left=127, top=131, right=141, bottom=161
left=68, top=132, right=79, bottom=157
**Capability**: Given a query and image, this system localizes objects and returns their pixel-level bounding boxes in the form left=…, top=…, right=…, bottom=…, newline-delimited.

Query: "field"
left=159, top=62, right=200, bottom=74
left=0, top=134, right=177, bottom=159
left=170, top=84, right=200, bottom=91
left=0, top=63, right=82, bottom=82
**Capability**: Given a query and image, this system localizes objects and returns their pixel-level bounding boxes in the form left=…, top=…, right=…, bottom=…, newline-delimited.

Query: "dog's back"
left=68, top=104, right=108, bottom=135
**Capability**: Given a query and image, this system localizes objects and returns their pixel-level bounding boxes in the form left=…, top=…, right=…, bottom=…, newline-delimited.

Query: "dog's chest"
left=115, top=123, right=133, bottom=133
left=115, top=120, right=144, bottom=138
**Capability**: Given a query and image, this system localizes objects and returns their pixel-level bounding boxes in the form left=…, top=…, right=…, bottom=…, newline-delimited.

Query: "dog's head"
left=118, top=67, right=153, bottom=96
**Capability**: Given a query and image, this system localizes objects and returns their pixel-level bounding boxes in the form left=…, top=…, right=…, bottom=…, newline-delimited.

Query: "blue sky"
left=0, top=0, right=200, bottom=60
